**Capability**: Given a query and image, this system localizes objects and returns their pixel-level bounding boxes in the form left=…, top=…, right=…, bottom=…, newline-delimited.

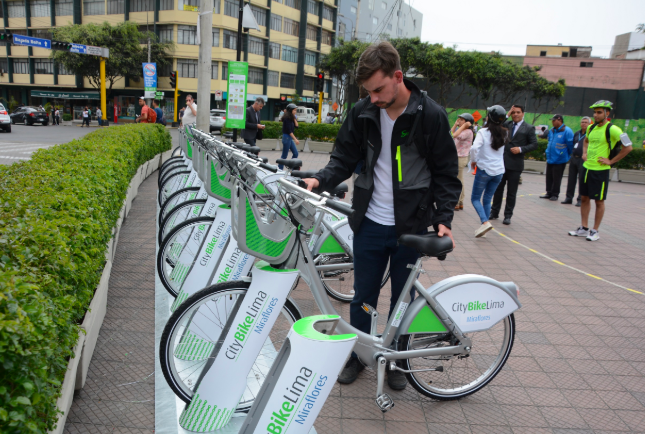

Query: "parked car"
left=210, top=109, right=226, bottom=132
left=0, top=103, right=10, bottom=133
left=295, top=106, right=318, bottom=123
left=11, top=106, right=49, bottom=126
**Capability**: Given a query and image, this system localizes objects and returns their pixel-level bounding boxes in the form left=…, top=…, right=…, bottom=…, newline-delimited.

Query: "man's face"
left=186, top=97, right=193, bottom=106
left=138, top=99, right=144, bottom=107
left=580, top=118, right=590, bottom=132
left=593, top=108, right=607, bottom=124
left=254, top=102, right=264, bottom=112
left=510, top=107, right=524, bottom=123
left=362, top=70, right=403, bottom=109
left=552, top=118, right=562, bottom=128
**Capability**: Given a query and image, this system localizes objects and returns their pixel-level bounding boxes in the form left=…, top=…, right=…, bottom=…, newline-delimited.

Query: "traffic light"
left=51, top=41, right=72, bottom=51
left=316, top=71, right=325, bottom=93
left=0, top=32, right=12, bottom=42
left=170, top=70, right=178, bottom=90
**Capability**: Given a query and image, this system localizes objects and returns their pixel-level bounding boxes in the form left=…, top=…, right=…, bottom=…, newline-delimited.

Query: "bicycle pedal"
left=375, top=393, right=394, bottom=413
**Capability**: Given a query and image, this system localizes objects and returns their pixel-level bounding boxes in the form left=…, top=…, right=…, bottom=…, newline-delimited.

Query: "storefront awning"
left=31, top=90, right=100, bottom=99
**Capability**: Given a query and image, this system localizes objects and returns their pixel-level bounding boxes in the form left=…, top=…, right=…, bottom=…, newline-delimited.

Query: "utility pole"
left=147, top=36, right=152, bottom=107
left=354, top=0, right=361, bottom=41
left=231, top=0, right=244, bottom=143
left=196, top=0, right=213, bottom=132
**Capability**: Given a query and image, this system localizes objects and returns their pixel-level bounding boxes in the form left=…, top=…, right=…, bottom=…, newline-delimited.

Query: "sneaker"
left=568, top=226, right=589, bottom=237
left=586, top=230, right=600, bottom=242
left=475, top=222, right=493, bottom=238
left=386, top=366, right=408, bottom=390
left=337, top=357, right=364, bottom=384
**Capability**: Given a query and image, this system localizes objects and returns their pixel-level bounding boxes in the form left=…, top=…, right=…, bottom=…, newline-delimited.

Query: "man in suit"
left=242, top=97, right=266, bottom=146
left=490, top=105, right=538, bottom=225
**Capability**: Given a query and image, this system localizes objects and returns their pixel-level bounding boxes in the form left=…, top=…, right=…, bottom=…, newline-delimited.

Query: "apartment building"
left=526, top=44, right=592, bottom=58
left=336, top=0, right=421, bottom=42
left=0, top=0, right=336, bottom=121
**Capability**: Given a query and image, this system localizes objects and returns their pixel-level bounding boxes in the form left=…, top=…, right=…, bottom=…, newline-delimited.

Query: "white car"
left=210, top=109, right=226, bottom=132
left=295, top=106, right=318, bottom=123
left=0, top=103, right=10, bottom=133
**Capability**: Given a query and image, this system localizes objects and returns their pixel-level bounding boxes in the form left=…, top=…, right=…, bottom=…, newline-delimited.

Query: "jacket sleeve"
left=427, top=107, right=460, bottom=230
left=245, top=108, right=257, bottom=130
left=313, top=106, right=365, bottom=192
left=470, top=130, right=484, bottom=163
left=566, top=128, right=575, bottom=156
left=521, top=125, right=538, bottom=153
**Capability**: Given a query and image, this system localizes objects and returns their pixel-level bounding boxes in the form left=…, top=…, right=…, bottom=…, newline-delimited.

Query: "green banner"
left=30, top=90, right=100, bottom=99
left=225, top=61, right=248, bottom=130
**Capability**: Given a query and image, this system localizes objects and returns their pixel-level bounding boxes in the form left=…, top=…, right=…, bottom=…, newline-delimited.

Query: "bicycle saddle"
left=276, top=159, right=303, bottom=170
left=290, top=170, right=317, bottom=179
left=223, top=131, right=233, bottom=138
left=398, top=233, right=453, bottom=260
left=232, top=143, right=261, bottom=155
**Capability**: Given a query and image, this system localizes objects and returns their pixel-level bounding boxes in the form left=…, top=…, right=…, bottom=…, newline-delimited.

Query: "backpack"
left=587, top=122, right=621, bottom=167
left=147, top=106, right=157, bottom=124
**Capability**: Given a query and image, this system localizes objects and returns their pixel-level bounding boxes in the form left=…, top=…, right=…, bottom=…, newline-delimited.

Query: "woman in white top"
left=469, top=105, right=509, bottom=237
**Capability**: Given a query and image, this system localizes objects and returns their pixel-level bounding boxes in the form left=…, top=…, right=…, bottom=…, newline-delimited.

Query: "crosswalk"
left=0, top=141, right=55, bottom=163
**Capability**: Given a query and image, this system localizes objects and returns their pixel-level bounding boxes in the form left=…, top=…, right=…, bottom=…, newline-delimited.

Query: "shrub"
left=0, top=124, right=170, bottom=433
left=524, top=139, right=548, bottom=161
left=523, top=139, right=645, bottom=169
left=62, top=114, right=72, bottom=122
left=223, top=121, right=341, bottom=143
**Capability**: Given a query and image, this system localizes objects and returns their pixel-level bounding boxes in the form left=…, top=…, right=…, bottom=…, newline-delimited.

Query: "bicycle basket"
left=205, top=153, right=233, bottom=203
left=231, top=179, right=296, bottom=263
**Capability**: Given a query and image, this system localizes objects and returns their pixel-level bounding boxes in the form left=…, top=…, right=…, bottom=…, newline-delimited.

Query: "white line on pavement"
left=0, top=155, right=30, bottom=160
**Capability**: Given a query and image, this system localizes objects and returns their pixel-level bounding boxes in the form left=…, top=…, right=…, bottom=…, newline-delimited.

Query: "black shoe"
left=561, top=198, right=573, bottom=204
left=549, top=196, right=558, bottom=201
left=575, top=201, right=581, bottom=207
left=503, top=217, right=511, bottom=225
left=386, top=366, right=408, bottom=390
left=489, top=214, right=499, bottom=220
left=337, top=358, right=364, bottom=384
left=539, top=194, right=551, bottom=199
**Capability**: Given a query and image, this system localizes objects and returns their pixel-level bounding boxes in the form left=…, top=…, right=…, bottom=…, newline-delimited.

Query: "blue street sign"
left=143, top=63, right=157, bottom=98
left=13, top=35, right=51, bottom=49
left=70, top=43, right=87, bottom=54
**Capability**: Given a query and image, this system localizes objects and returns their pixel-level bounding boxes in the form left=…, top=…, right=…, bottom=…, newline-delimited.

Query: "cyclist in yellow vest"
left=568, top=100, right=632, bottom=241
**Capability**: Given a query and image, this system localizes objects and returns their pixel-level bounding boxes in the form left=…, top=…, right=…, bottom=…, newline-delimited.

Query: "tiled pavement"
left=66, top=150, right=645, bottom=433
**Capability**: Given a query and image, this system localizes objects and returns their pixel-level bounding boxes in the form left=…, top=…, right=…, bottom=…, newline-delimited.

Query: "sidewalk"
left=65, top=151, right=645, bottom=433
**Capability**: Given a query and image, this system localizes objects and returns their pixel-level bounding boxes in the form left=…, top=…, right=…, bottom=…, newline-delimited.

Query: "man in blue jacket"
left=540, top=114, right=574, bottom=201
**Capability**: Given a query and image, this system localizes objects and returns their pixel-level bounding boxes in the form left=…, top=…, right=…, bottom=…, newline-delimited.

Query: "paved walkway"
left=66, top=150, right=645, bottom=433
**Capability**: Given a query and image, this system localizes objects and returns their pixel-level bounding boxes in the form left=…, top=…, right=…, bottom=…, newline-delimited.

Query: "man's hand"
left=303, top=178, right=319, bottom=191
left=437, top=224, right=455, bottom=249
left=510, top=147, right=521, bottom=154
left=598, top=157, right=611, bottom=166
left=582, top=153, right=587, bottom=162
left=257, top=124, right=265, bottom=130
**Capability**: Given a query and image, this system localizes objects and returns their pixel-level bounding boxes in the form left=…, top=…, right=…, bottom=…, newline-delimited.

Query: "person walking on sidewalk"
left=490, top=105, right=538, bottom=225
left=569, top=101, right=632, bottom=241
left=541, top=114, right=574, bottom=201
left=82, top=107, right=91, bottom=127
left=562, top=116, right=591, bottom=206
left=451, top=113, right=474, bottom=211
left=278, top=104, right=299, bottom=169
left=242, top=97, right=266, bottom=146
left=302, top=41, right=460, bottom=390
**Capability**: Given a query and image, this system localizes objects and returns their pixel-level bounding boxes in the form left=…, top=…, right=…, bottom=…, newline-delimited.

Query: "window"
left=224, top=0, right=239, bottom=18
left=268, top=70, right=279, bottom=87
left=323, top=5, right=334, bottom=21
left=580, top=62, right=593, bottom=67
left=130, top=0, right=154, bottom=12
left=271, top=14, right=282, bottom=32
left=177, top=25, right=198, bottom=45
left=107, top=0, right=124, bottom=14
left=248, top=36, right=265, bottom=56
left=306, top=25, right=318, bottom=42
left=222, top=63, right=227, bottom=78
left=322, top=30, right=332, bottom=45
left=249, top=67, right=264, bottom=85
left=56, top=0, right=73, bottom=15
left=161, top=0, right=173, bottom=10
left=158, top=62, right=172, bottom=76
left=250, top=5, right=266, bottom=26
left=304, top=50, right=316, bottom=66
left=179, top=0, right=198, bottom=10
left=223, top=30, right=238, bottom=49
left=58, top=62, right=74, bottom=75
left=539, top=51, right=547, bottom=56
left=368, top=0, right=374, bottom=9
left=413, top=19, right=416, bottom=28
left=158, top=25, right=173, bottom=43
left=284, top=0, right=301, bottom=9
left=0, top=59, right=7, bottom=74
left=397, top=28, right=402, bottom=36
left=281, top=73, right=296, bottom=88
left=34, top=59, right=53, bottom=74
left=8, top=1, right=26, bottom=18
left=211, top=61, right=219, bottom=79
left=381, top=1, right=387, bottom=9
left=273, top=0, right=282, bottom=2
left=350, top=6, right=356, bottom=13
left=269, top=42, right=281, bottom=59
left=372, top=17, right=378, bottom=25
left=281, top=45, right=298, bottom=63
left=84, top=0, right=105, bottom=15
left=178, top=59, right=198, bottom=78
left=338, top=22, right=346, bottom=39
left=12, top=59, right=29, bottom=75
left=32, top=29, right=52, bottom=40
left=308, top=0, right=318, bottom=15
left=387, top=23, right=392, bottom=30
left=303, top=76, right=314, bottom=91
left=212, top=28, right=220, bottom=47
left=30, top=0, right=50, bottom=17
left=284, top=18, right=299, bottom=36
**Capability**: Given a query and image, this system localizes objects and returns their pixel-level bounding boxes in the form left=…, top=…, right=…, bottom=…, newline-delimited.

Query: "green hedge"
left=223, top=121, right=341, bottom=143
left=522, top=138, right=645, bottom=169
left=0, top=124, right=170, bottom=433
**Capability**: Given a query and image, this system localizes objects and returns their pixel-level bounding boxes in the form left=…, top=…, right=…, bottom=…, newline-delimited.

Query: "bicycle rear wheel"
left=320, top=255, right=390, bottom=302
left=402, top=313, right=515, bottom=400
left=159, top=281, right=301, bottom=407
left=159, top=199, right=207, bottom=245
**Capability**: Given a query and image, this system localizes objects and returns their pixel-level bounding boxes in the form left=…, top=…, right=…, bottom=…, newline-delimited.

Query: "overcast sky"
left=413, top=0, right=643, bottom=58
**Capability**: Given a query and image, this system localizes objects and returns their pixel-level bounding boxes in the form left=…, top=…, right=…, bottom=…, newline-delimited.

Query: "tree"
left=51, top=22, right=174, bottom=94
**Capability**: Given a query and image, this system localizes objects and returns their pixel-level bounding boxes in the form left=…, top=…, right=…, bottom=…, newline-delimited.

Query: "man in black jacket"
left=303, top=41, right=460, bottom=390
left=490, top=105, right=538, bottom=225
left=241, top=97, right=265, bottom=146
left=562, top=116, right=591, bottom=206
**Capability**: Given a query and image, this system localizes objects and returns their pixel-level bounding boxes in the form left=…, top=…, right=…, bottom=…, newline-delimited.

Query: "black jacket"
left=502, top=119, right=539, bottom=172
left=242, top=106, right=262, bottom=141
left=313, top=80, right=460, bottom=236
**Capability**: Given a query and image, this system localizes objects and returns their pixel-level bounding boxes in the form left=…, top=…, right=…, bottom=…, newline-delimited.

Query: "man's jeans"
left=471, top=169, right=503, bottom=224
left=350, top=218, right=421, bottom=339
left=278, top=134, right=299, bottom=169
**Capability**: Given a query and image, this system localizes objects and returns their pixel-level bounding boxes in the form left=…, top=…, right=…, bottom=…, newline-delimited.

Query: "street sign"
left=332, top=102, right=339, bottom=111
left=472, top=110, right=482, bottom=122
left=155, top=91, right=164, bottom=99
left=70, top=43, right=87, bottom=54
left=143, top=63, right=158, bottom=99
left=225, top=62, right=248, bottom=129
left=13, top=35, right=51, bottom=49
left=214, top=90, right=223, bottom=101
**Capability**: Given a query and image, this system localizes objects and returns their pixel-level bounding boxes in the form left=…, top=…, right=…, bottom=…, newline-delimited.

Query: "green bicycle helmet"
left=589, top=100, right=613, bottom=110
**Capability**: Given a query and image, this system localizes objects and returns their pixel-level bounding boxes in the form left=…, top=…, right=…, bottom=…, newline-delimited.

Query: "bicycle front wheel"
left=158, top=170, right=192, bottom=206
left=320, top=255, right=390, bottom=303
left=159, top=199, right=207, bottom=245
left=158, top=186, right=201, bottom=224
left=159, top=281, right=302, bottom=406
left=402, top=313, right=515, bottom=400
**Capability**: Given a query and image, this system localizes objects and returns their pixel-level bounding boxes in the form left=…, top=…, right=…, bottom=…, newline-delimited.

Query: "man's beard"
left=375, top=84, right=398, bottom=109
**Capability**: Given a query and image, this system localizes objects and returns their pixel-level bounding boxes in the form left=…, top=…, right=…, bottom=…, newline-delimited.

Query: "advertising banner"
left=143, top=62, right=158, bottom=99
left=225, top=61, right=248, bottom=129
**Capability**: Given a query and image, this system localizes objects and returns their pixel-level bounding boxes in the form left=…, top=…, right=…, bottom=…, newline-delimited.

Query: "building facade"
left=526, top=44, right=592, bottom=58
left=335, top=0, right=421, bottom=43
left=610, top=32, right=645, bottom=59
left=0, top=0, right=337, bottom=121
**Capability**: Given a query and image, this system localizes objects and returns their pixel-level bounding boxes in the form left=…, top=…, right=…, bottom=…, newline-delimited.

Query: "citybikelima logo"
left=266, top=367, right=321, bottom=433
left=225, top=291, right=277, bottom=360
left=452, top=300, right=505, bottom=323
left=198, top=221, right=226, bottom=266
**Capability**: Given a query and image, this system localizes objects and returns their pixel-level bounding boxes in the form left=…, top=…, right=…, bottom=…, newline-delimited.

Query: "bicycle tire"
left=159, top=199, right=207, bottom=245
left=158, top=187, right=202, bottom=224
left=159, top=281, right=302, bottom=406
left=402, top=313, right=515, bottom=400
left=159, top=163, right=188, bottom=187
left=157, top=216, right=215, bottom=297
left=159, top=170, right=192, bottom=206
left=160, top=154, right=184, bottom=172
left=320, top=255, right=390, bottom=303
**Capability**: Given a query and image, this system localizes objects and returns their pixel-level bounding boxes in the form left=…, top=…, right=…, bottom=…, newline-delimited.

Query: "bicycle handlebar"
left=322, top=196, right=354, bottom=218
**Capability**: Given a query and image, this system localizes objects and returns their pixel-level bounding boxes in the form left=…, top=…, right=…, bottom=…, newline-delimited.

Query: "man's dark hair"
left=513, top=105, right=525, bottom=113
left=541, top=126, right=546, bottom=131
left=255, top=97, right=265, bottom=105
left=185, top=94, right=193, bottom=101
left=356, top=41, right=402, bottom=85
left=153, top=99, right=160, bottom=106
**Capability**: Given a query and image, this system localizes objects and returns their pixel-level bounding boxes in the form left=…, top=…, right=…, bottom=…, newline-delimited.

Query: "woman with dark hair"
left=278, top=103, right=300, bottom=169
left=469, top=105, right=509, bottom=238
